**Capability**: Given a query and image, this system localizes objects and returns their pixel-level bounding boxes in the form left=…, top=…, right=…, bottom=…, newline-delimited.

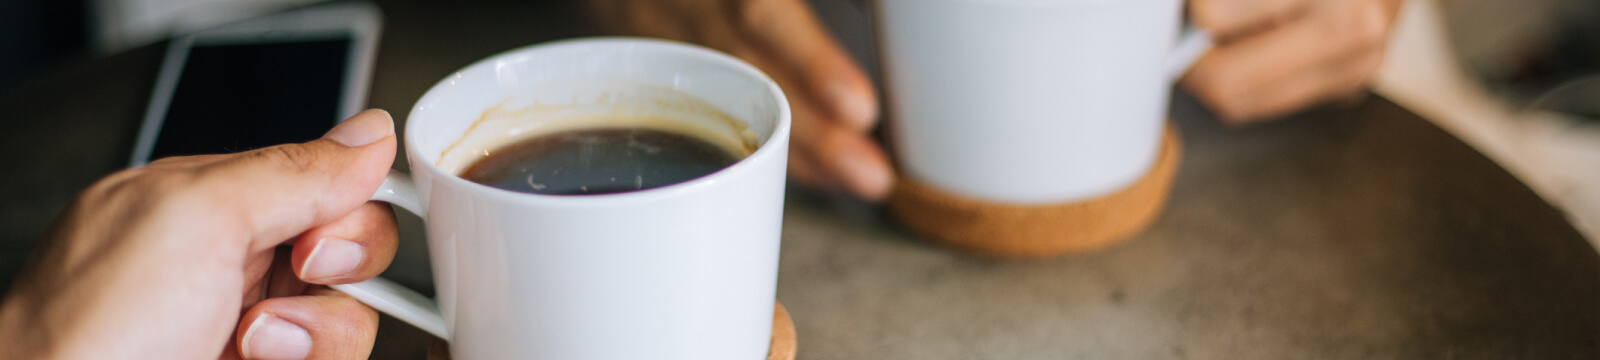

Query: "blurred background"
left=2, top=0, right=1598, bottom=239
left=3, top=1, right=1598, bottom=358
left=4, top=0, right=1597, bottom=101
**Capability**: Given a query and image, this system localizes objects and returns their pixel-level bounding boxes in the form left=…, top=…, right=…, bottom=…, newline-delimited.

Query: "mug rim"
left=404, top=37, right=792, bottom=206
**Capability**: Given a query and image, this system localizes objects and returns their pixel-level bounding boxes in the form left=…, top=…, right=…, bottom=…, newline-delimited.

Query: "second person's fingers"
left=290, top=202, right=400, bottom=284
left=786, top=151, right=840, bottom=195
left=1190, top=0, right=1311, bottom=39
left=618, top=0, right=694, bottom=41
left=235, top=287, right=378, bottom=360
left=736, top=0, right=878, bottom=132
left=1227, top=50, right=1385, bottom=123
left=1182, top=0, right=1391, bottom=122
left=738, top=43, right=895, bottom=200
left=788, top=88, right=894, bottom=201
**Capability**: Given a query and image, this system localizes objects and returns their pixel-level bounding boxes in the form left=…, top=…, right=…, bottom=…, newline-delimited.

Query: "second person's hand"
left=587, top=0, right=895, bottom=201
left=1183, top=0, right=1405, bottom=124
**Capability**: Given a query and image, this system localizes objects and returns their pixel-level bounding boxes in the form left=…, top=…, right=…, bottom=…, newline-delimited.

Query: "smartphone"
left=130, top=2, right=382, bottom=166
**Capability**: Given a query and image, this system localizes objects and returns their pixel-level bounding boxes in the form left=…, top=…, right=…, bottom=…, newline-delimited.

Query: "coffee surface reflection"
left=460, top=127, right=742, bottom=195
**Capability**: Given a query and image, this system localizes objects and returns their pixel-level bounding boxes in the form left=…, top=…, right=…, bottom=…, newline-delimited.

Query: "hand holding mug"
left=0, top=110, right=399, bottom=360
left=0, top=39, right=792, bottom=360
left=586, top=0, right=894, bottom=201
left=1182, top=0, right=1405, bottom=124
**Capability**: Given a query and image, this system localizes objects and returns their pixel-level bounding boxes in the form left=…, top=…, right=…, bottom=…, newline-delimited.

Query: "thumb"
left=193, top=109, right=397, bottom=251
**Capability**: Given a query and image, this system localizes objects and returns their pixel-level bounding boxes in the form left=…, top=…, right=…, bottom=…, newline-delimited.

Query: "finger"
left=237, top=246, right=296, bottom=312
left=615, top=0, right=695, bottom=40
left=736, top=0, right=878, bottom=132
left=189, top=109, right=397, bottom=252
left=263, top=246, right=311, bottom=301
left=1181, top=0, right=1392, bottom=122
left=1229, top=50, right=1385, bottom=123
left=786, top=151, right=839, bottom=194
left=1190, top=0, right=1311, bottom=38
left=790, top=94, right=894, bottom=201
left=290, top=202, right=399, bottom=284
left=236, top=287, right=378, bottom=360
left=741, top=47, right=895, bottom=200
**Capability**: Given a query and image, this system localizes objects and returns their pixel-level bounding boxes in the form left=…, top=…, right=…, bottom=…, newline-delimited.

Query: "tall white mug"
left=877, top=0, right=1209, bottom=204
left=331, top=38, right=791, bottom=360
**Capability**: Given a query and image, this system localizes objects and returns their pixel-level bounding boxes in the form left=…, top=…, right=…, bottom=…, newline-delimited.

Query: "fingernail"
left=241, top=314, right=311, bottom=360
left=829, top=81, right=877, bottom=129
left=838, top=152, right=893, bottom=201
left=300, top=238, right=363, bottom=282
left=324, top=109, right=394, bottom=147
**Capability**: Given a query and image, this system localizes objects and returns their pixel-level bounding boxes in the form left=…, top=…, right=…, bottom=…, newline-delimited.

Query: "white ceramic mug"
left=330, top=38, right=791, bottom=360
left=876, top=0, right=1210, bottom=204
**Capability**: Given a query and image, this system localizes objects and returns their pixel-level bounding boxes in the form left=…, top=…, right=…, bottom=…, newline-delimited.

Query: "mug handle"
left=1165, top=26, right=1213, bottom=82
left=328, top=170, right=451, bottom=339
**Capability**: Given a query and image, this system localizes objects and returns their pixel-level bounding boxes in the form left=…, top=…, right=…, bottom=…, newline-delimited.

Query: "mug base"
left=426, top=302, right=798, bottom=360
left=887, top=124, right=1182, bottom=259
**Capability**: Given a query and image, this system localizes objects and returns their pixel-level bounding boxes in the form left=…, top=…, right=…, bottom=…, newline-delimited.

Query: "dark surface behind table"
left=3, top=0, right=1600, bottom=359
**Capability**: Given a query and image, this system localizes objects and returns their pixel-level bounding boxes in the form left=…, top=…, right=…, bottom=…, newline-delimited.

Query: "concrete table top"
left=1, top=0, right=1595, bottom=359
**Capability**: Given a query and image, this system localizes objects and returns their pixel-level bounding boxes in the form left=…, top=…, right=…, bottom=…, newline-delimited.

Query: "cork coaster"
left=426, top=302, right=797, bottom=360
left=888, top=126, right=1182, bottom=258
left=767, top=302, right=797, bottom=360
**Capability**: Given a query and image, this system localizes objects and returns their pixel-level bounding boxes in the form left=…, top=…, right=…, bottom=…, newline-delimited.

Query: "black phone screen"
left=148, top=37, right=352, bottom=160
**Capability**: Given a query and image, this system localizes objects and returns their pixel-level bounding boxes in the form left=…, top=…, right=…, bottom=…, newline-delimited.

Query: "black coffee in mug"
left=460, top=126, right=744, bottom=195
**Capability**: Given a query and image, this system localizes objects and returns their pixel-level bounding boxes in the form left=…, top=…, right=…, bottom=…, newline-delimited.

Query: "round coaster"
left=426, top=302, right=797, bottom=360
left=887, top=126, right=1182, bottom=258
left=768, top=302, right=797, bottom=360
